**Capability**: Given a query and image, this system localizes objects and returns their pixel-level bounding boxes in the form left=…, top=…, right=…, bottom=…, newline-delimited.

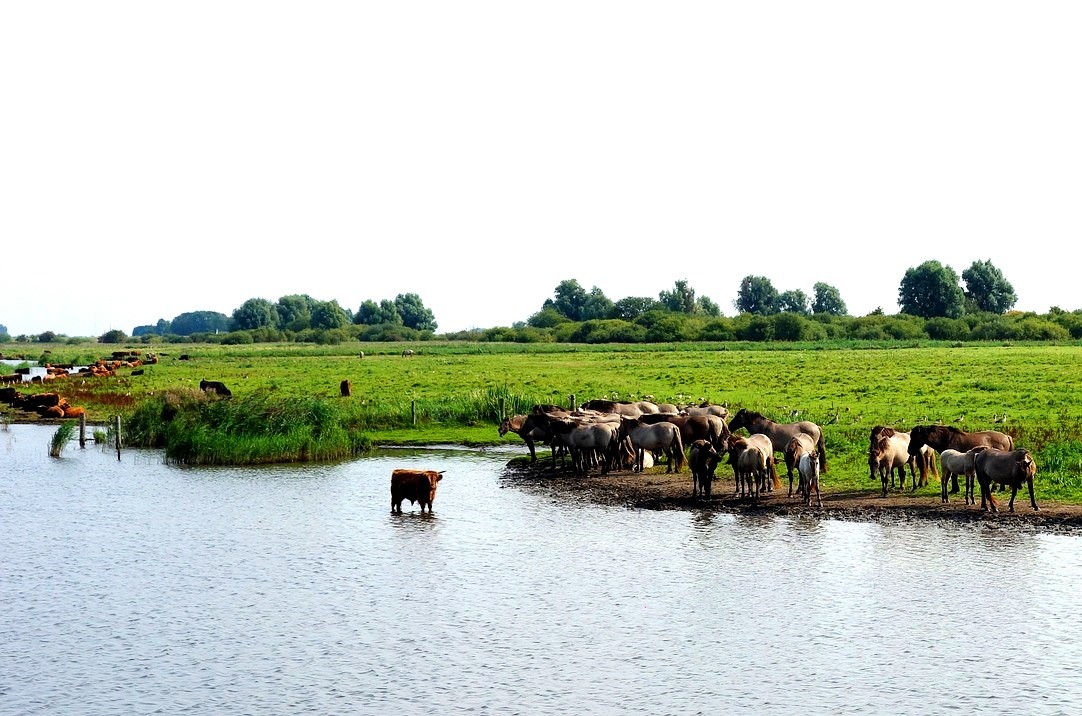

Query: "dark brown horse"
left=499, top=414, right=548, bottom=462
left=907, top=425, right=1013, bottom=489
left=634, top=412, right=730, bottom=452
left=974, top=447, right=1038, bottom=512
left=728, top=408, right=826, bottom=472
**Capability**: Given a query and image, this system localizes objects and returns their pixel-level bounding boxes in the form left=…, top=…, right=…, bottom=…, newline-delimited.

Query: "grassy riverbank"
left=3, top=340, right=1082, bottom=501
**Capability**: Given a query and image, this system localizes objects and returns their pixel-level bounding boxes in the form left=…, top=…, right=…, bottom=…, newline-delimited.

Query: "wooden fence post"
left=569, top=394, right=576, bottom=411
left=411, top=400, right=417, bottom=426
left=114, top=415, right=122, bottom=460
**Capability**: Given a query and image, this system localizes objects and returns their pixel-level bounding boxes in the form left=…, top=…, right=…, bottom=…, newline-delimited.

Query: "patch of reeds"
left=125, top=389, right=372, bottom=465
left=49, top=420, right=77, bottom=458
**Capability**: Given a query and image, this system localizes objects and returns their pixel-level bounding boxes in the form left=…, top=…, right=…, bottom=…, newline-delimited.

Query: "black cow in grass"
left=200, top=378, right=232, bottom=397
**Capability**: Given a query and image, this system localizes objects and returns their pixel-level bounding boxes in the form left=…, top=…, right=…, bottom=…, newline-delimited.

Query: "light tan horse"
left=618, top=417, right=685, bottom=473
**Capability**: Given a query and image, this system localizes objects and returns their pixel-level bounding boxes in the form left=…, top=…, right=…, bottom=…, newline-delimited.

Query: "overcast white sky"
left=2, top=2, right=1080, bottom=337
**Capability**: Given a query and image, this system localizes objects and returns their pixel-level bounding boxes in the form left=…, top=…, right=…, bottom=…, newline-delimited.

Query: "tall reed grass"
left=49, top=420, right=77, bottom=458
left=125, top=389, right=373, bottom=465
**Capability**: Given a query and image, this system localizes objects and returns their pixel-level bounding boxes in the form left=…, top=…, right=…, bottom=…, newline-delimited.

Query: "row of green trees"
left=447, top=308, right=1082, bottom=344
left=127, top=293, right=438, bottom=338
left=527, top=259, right=1013, bottom=328
left=0, top=258, right=1042, bottom=345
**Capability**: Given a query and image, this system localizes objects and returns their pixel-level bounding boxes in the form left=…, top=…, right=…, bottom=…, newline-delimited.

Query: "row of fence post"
left=77, top=413, right=122, bottom=460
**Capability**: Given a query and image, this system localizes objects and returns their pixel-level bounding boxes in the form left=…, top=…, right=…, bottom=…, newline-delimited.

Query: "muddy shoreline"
left=501, top=462, right=1082, bottom=535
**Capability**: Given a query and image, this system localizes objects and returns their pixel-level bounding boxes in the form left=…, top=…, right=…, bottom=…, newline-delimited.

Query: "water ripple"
left=1, top=425, right=1080, bottom=715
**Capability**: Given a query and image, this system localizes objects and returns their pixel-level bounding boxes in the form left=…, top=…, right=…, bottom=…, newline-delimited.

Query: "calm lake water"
left=2, top=423, right=1080, bottom=715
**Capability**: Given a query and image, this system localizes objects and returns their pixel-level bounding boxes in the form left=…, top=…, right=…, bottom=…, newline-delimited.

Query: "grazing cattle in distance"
left=907, top=425, right=1013, bottom=489
left=974, top=448, right=1038, bottom=512
left=199, top=378, right=232, bottom=397
left=179, top=354, right=190, bottom=361
left=939, top=447, right=988, bottom=505
left=688, top=439, right=720, bottom=500
left=402, top=349, right=415, bottom=357
left=24, top=392, right=61, bottom=408
left=340, top=379, right=352, bottom=397
left=358, top=351, right=365, bottom=358
left=390, top=468, right=444, bottom=514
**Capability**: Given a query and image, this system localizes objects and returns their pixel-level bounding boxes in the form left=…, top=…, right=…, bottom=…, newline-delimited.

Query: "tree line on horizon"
left=3, top=259, right=1082, bottom=345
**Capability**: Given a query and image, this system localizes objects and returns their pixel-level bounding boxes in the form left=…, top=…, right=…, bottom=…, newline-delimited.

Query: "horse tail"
left=817, top=432, right=827, bottom=472
left=770, top=455, right=781, bottom=491
left=928, top=451, right=940, bottom=479
left=672, top=428, right=685, bottom=472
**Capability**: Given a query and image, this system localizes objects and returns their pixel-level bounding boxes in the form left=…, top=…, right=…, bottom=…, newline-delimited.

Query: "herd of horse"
left=499, top=400, right=1038, bottom=512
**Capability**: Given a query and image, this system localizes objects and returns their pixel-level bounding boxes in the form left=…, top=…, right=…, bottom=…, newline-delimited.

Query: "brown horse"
left=634, top=412, right=730, bottom=452
left=907, top=425, right=1013, bottom=489
left=728, top=408, right=826, bottom=472
left=499, top=414, right=549, bottom=462
left=974, top=447, right=1038, bottom=512
left=688, top=439, right=720, bottom=499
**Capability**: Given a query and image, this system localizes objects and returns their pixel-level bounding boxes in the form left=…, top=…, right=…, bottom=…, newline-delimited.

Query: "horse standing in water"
left=728, top=409, right=826, bottom=472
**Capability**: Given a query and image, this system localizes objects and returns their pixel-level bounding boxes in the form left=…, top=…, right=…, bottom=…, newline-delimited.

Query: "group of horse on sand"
left=499, top=401, right=829, bottom=508
left=500, top=399, right=1039, bottom=513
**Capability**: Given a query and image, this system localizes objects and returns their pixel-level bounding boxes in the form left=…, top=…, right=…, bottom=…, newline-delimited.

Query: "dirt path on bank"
left=501, top=462, right=1082, bottom=535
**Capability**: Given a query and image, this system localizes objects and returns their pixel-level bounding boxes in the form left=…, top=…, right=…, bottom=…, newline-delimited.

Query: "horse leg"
left=1028, top=478, right=1039, bottom=511
left=1008, top=484, right=1018, bottom=512
left=941, top=470, right=949, bottom=504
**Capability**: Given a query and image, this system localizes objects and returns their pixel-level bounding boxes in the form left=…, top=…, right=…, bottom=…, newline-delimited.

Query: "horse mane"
left=736, top=408, right=766, bottom=421
left=870, top=425, right=896, bottom=441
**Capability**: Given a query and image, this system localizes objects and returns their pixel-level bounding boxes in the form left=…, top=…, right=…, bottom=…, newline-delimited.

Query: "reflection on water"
left=1, top=425, right=1080, bottom=715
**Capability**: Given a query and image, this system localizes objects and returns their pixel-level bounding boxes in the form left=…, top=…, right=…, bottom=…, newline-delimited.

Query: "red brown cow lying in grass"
left=391, top=469, right=445, bottom=514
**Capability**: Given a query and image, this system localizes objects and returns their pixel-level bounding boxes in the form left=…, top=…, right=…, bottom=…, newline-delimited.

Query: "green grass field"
left=4, top=340, right=1082, bottom=500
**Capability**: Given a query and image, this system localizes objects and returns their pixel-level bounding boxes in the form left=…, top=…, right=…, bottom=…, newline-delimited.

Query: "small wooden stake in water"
left=79, top=413, right=87, bottom=449
left=114, top=415, right=122, bottom=460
